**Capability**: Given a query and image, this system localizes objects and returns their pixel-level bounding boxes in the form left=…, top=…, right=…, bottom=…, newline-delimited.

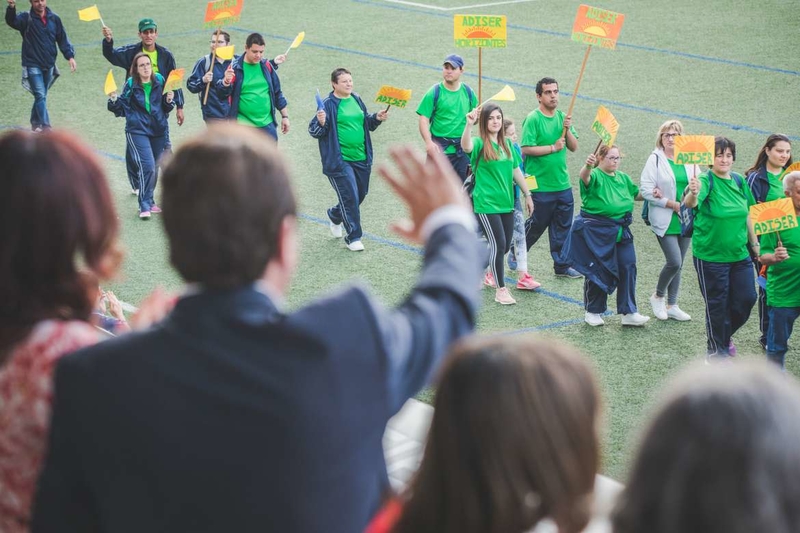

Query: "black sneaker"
left=555, top=267, right=583, bottom=279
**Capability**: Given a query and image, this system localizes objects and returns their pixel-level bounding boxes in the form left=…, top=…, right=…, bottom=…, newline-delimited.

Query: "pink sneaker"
left=516, top=272, right=541, bottom=290
left=150, top=205, right=162, bottom=214
left=494, top=287, right=516, bottom=305
left=483, top=271, right=496, bottom=288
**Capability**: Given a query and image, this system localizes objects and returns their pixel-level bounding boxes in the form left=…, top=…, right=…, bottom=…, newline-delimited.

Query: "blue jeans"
left=524, top=189, right=574, bottom=273
left=27, top=66, right=54, bottom=130
left=126, top=133, right=168, bottom=212
left=327, top=160, right=371, bottom=244
left=767, top=306, right=800, bottom=369
left=258, top=123, right=278, bottom=141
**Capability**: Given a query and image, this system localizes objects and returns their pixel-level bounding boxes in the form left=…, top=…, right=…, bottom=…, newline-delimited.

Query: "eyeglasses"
left=210, top=40, right=228, bottom=44
left=606, top=156, right=622, bottom=161
left=662, top=133, right=679, bottom=139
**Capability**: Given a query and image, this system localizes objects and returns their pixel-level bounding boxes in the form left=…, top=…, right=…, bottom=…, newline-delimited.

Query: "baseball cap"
left=138, top=18, right=157, bottom=32
left=443, top=54, right=464, bottom=69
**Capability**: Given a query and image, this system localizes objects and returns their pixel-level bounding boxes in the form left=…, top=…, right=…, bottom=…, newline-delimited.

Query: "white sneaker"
left=131, top=188, right=139, bottom=196
left=585, top=312, right=605, bottom=327
left=346, top=240, right=365, bottom=252
left=329, top=221, right=343, bottom=238
left=621, top=312, right=650, bottom=327
left=649, top=294, right=668, bottom=320
left=667, top=305, right=691, bottom=321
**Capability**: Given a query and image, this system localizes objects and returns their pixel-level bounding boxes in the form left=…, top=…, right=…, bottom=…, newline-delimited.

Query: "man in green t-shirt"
left=520, top=77, right=580, bottom=278
left=760, top=171, right=800, bottom=369
left=416, top=54, right=478, bottom=182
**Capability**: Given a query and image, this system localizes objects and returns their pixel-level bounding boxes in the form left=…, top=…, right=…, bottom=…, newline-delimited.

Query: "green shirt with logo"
left=416, top=83, right=478, bottom=155
left=142, top=49, right=159, bottom=75
left=337, top=96, right=366, bottom=162
left=520, top=109, right=578, bottom=192
left=761, top=224, right=800, bottom=307
left=237, top=62, right=273, bottom=128
left=469, top=137, right=521, bottom=214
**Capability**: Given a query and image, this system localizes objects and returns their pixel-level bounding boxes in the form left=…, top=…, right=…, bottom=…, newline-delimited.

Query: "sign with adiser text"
left=454, top=14, right=507, bottom=48
left=750, top=198, right=798, bottom=236
left=571, top=5, right=625, bottom=49
left=673, top=135, right=715, bottom=166
left=375, top=86, right=412, bottom=108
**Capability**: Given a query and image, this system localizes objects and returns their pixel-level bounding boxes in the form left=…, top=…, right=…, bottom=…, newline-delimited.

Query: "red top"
left=0, top=321, right=100, bottom=533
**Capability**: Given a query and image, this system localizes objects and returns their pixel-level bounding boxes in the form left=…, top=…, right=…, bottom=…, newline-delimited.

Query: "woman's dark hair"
left=129, top=52, right=152, bottom=85
left=714, top=136, right=736, bottom=161
left=331, top=68, right=351, bottom=84
left=0, top=130, right=120, bottom=361
left=392, top=336, right=600, bottom=533
left=744, top=133, right=793, bottom=177
left=612, top=363, right=800, bottom=533
left=478, top=103, right=511, bottom=162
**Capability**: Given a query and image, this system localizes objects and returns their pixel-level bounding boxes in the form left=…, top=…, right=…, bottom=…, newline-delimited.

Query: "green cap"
left=138, top=18, right=157, bottom=32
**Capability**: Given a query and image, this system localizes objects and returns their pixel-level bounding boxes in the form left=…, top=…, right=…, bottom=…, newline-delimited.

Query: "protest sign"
left=163, top=68, right=185, bottom=93
left=674, top=135, right=715, bottom=166
left=750, top=198, right=798, bottom=236
left=571, top=5, right=625, bottom=49
left=375, top=86, right=413, bottom=109
left=591, top=105, right=619, bottom=147
left=204, top=0, right=242, bottom=28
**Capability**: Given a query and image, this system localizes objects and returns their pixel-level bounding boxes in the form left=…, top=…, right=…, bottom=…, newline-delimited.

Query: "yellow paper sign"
left=591, top=105, right=619, bottom=147
left=375, top=86, right=412, bottom=108
left=487, top=85, right=515, bottom=102
left=525, top=175, right=538, bottom=191
left=750, top=198, right=798, bottom=236
left=454, top=14, right=507, bottom=48
left=162, top=68, right=185, bottom=93
left=288, top=32, right=305, bottom=50
left=215, top=44, right=235, bottom=60
left=571, top=5, right=625, bottom=50
left=674, top=135, right=715, bottom=166
left=103, top=69, right=116, bottom=95
left=78, top=5, right=101, bottom=22
left=780, top=162, right=800, bottom=179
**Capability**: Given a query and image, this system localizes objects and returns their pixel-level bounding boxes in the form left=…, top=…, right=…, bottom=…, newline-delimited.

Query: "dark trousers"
left=258, top=122, right=278, bottom=141
left=524, top=189, right=574, bottom=273
left=767, top=306, right=800, bottom=369
left=446, top=151, right=470, bottom=183
left=693, top=257, right=757, bottom=356
left=584, top=238, right=637, bottom=314
left=126, top=132, right=168, bottom=212
left=476, top=212, right=514, bottom=288
left=327, top=160, right=371, bottom=244
left=758, top=282, right=770, bottom=348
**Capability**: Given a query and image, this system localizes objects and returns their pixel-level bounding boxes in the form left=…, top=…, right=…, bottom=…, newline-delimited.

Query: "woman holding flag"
left=462, top=104, right=533, bottom=306
left=108, top=52, right=174, bottom=219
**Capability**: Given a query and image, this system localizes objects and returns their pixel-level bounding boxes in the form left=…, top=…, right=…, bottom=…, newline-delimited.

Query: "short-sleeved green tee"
left=142, top=81, right=152, bottom=113
left=580, top=168, right=639, bottom=219
left=520, top=109, right=578, bottom=192
left=337, top=96, right=366, bottom=162
left=665, top=160, right=689, bottom=235
left=765, top=171, right=785, bottom=202
left=761, top=224, right=800, bottom=307
left=237, top=62, right=273, bottom=128
left=469, top=137, right=521, bottom=214
left=416, top=83, right=478, bottom=155
left=692, top=172, right=756, bottom=263
left=142, top=49, right=159, bottom=75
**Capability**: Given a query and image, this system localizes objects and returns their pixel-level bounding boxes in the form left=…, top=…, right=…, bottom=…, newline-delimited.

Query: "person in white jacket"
left=639, top=120, right=696, bottom=321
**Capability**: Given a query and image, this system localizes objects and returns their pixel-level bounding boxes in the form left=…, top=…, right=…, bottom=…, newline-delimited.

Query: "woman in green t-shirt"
left=684, top=137, right=759, bottom=361
left=743, top=134, right=793, bottom=349
left=461, top=103, right=533, bottom=306
left=577, top=145, right=649, bottom=327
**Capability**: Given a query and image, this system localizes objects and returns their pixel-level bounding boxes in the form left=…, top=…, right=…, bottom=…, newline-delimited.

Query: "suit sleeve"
left=30, top=357, right=100, bottom=533
left=186, top=57, right=207, bottom=94
left=368, top=223, right=482, bottom=414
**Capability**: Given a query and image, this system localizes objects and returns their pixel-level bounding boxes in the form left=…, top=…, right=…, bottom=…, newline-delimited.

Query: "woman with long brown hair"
left=0, top=130, right=121, bottom=532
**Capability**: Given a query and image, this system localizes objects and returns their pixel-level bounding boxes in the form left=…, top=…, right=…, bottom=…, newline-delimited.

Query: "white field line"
left=381, top=0, right=535, bottom=11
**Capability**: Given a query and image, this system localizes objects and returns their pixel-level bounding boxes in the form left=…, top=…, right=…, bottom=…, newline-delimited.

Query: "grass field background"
left=2, top=0, right=799, bottom=480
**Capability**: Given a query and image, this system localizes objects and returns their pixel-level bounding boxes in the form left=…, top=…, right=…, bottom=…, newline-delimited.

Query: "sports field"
left=2, top=0, right=798, bottom=480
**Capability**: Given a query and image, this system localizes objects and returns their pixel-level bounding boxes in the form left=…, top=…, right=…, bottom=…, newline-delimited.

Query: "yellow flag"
left=479, top=85, right=515, bottom=108
left=289, top=31, right=305, bottom=49
left=215, top=45, right=235, bottom=60
left=78, top=5, right=101, bottom=22
left=104, top=69, right=116, bottom=95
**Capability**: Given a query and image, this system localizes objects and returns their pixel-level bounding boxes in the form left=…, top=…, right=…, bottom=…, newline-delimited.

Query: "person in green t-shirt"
left=416, top=54, right=478, bottom=183
left=744, top=133, right=794, bottom=349
left=461, top=103, right=533, bottom=306
left=520, top=77, right=580, bottom=278
left=309, top=68, right=388, bottom=252
left=759, top=171, right=800, bottom=369
left=575, top=145, right=649, bottom=327
left=684, top=137, right=758, bottom=361
left=640, top=120, right=695, bottom=323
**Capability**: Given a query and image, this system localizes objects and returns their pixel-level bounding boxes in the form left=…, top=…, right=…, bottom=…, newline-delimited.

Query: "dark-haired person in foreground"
left=31, top=124, right=483, bottom=533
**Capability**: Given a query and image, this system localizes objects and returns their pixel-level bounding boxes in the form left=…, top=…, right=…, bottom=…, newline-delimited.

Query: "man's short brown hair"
left=161, top=124, right=297, bottom=289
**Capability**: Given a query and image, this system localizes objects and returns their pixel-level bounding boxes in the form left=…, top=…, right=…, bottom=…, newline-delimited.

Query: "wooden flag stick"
left=385, top=104, right=391, bottom=112
left=593, top=139, right=603, bottom=156
left=562, top=45, right=592, bottom=139
left=202, top=27, right=221, bottom=106
left=478, top=47, right=483, bottom=103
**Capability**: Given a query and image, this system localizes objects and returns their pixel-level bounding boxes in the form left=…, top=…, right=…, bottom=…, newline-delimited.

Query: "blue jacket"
left=218, top=57, right=287, bottom=122
left=308, top=92, right=382, bottom=175
left=746, top=166, right=777, bottom=204
left=102, top=39, right=184, bottom=108
left=560, top=211, right=634, bottom=294
left=107, top=74, right=175, bottom=137
left=187, top=54, right=232, bottom=121
left=5, top=6, right=73, bottom=68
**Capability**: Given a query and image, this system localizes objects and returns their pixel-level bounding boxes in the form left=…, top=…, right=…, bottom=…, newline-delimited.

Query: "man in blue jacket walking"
left=5, top=0, right=76, bottom=131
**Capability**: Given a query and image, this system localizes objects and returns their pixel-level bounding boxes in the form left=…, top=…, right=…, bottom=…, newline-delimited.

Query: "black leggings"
left=477, top=212, right=514, bottom=288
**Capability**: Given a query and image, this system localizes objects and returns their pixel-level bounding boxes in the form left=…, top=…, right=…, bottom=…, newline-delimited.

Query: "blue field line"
left=350, top=0, right=800, bottom=77
left=226, top=27, right=799, bottom=141
left=495, top=317, right=586, bottom=336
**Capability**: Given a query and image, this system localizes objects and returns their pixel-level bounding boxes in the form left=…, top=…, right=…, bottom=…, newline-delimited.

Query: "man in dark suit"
left=32, top=124, right=482, bottom=533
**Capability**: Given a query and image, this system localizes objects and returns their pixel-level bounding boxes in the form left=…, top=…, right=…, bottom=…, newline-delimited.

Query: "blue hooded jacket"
left=102, top=39, right=184, bottom=109
left=186, top=54, right=232, bottom=121
left=107, top=73, right=174, bottom=137
left=5, top=6, right=73, bottom=69
left=308, top=91, right=382, bottom=175
left=218, top=57, right=287, bottom=122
